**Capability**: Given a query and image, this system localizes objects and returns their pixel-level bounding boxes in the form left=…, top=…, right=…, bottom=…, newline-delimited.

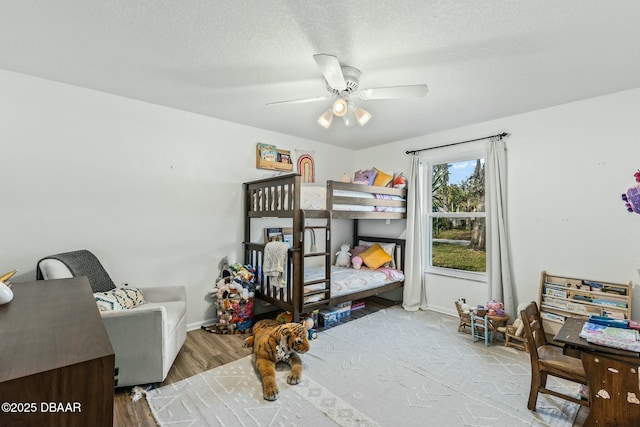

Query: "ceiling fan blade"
left=266, top=96, right=329, bottom=106
left=313, top=54, right=347, bottom=91
left=357, top=84, right=429, bottom=100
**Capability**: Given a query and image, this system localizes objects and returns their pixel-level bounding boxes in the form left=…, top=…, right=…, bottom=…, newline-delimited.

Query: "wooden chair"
left=454, top=299, right=472, bottom=333
left=520, top=301, right=589, bottom=411
left=503, top=319, right=528, bottom=352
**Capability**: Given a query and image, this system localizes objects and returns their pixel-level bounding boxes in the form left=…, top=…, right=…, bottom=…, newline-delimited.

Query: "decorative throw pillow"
left=373, top=168, right=393, bottom=187
left=359, top=243, right=393, bottom=269
left=358, top=240, right=397, bottom=268
left=94, top=287, right=145, bottom=312
left=353, top=169, right=377, bottom=185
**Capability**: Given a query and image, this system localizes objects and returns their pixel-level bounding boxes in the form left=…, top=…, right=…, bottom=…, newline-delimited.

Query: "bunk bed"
left=243, top=173, right=407, bottom=321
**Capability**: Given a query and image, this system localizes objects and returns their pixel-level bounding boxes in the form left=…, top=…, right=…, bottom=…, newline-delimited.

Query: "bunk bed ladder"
left=299, top=209, right=332, bottom=313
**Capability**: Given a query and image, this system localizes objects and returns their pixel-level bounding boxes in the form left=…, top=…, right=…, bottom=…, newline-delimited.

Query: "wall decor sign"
left=296, top=150, right=315, bottom=183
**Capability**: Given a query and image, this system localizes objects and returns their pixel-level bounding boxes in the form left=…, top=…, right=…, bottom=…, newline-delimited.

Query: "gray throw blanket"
left=36, top=249, right=116, bottom=293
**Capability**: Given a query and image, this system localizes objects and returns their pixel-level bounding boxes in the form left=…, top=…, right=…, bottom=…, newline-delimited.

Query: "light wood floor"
left=112, top=298, right=588, bottom=426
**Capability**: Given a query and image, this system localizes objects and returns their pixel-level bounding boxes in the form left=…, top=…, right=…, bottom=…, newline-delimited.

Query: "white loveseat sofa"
left=37, top=250, right=187, bottom=388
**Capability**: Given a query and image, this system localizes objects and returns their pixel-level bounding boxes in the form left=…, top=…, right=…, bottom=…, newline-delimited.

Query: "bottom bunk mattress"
left=303, top=266, right=404, bottom=303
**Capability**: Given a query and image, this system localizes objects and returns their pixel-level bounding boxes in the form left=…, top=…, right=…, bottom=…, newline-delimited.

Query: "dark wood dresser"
left=0, top=277, right=115, bottom=427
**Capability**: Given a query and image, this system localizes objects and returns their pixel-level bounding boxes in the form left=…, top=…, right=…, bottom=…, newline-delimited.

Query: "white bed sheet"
left=303, top=265, right=404, bottom=303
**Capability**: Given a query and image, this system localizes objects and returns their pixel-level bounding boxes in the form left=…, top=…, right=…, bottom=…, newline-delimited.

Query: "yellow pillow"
left=373, top=168, right=393, bottom=187
left=359, top=243, right=393, bottom=269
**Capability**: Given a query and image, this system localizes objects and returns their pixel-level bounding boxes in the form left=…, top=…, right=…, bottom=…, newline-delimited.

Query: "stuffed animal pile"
left=203, top=262, right=259, bottom=334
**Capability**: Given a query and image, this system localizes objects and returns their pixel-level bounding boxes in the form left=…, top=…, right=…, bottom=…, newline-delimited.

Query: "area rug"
left=146, top=306, right=580, bottom=426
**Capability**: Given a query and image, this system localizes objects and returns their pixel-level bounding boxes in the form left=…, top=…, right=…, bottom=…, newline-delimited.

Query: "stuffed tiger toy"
left=243, top=318, right=311, bottom=401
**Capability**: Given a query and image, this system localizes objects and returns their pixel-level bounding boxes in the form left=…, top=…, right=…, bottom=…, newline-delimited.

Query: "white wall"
left=358, top=88, right=640, bottom=318
left=4, top=69, right=640, bottom=325
left=0, top=70, right=355, bottom=328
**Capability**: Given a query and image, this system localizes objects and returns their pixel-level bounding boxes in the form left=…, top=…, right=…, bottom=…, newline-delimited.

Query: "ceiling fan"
left=267, top=54, right=429, bottom=128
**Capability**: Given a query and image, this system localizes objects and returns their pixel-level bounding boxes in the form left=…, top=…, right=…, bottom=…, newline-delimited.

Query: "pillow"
left=94, top=287, right=145, bottom=312
left=373, top=168, right=393, bottom=187
left=359, top=243, right=393, bottom=269
left=359, top=240, right=397, bottom=268
left=351, top=245, right=368, bottom=257
left=353, top=169, right=377, bottom=185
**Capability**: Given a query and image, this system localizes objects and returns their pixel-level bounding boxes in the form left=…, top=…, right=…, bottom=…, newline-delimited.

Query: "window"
left=427, top=152, right=486, bottom=278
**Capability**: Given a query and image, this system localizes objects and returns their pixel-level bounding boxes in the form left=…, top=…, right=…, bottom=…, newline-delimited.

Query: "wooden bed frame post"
left=291, top=175, right=303, bottom=322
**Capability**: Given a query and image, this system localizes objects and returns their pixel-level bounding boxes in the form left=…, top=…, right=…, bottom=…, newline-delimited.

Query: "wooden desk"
left=554, top=317, right=640, bottom=363
left=554, top=317, right=640, bottom=426
left=0, top=278, right=115, bottom=427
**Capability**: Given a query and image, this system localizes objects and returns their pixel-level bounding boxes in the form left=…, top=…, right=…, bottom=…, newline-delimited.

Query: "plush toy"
left=351, top=255, right=363, bottom=270
left=276, top=311, right=293, bottom=324
left=341, top=172, right=352, bottom=183
left=335, top=243, right=352, bottom=267
left=486, top=299, right=504, bottom=316
left=392, top=173, right=407, bottom=189
left=301, top=317, right=317, bottom=339
left=622, top=170, right=640, bottom=214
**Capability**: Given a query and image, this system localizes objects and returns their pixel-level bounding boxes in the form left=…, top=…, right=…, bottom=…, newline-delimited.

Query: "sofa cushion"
left=94, top=287, right=145, bottom=311
left=142, top=301, right=186, bottom=335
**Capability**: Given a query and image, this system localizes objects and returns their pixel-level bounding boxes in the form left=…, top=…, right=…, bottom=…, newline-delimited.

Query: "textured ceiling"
left=2, top=1, right=640, bottom=150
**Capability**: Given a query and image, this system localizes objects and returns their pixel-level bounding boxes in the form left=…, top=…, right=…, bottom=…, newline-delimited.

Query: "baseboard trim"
left=188, top=318, right=217, bottom=331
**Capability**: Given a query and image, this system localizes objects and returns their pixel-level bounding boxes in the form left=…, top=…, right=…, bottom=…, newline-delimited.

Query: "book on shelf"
left=592, top=298, right=627, bottom=308
left=277, top=151, right=291, bottom=164
left=569, top=293, right=593, bottom=302
left=264, top=227, right=293, bottom=247
left=543, top=296, right=569, bottom=310
left=545, top=287, right=567, bottom=298
left=602, top=285, right=627, bottom=295
left=541, top=312, right=566, bottom=323
left=602, top=310, right=625, bottom=319
left=583, top=280, right=603, bottom=291
left=257, top=143, right=277, bottom=162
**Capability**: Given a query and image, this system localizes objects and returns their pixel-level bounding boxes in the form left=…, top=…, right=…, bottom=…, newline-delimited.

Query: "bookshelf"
left=255, top=144, right=293, bottom=171
left=538, top=271, right=633, bottom=343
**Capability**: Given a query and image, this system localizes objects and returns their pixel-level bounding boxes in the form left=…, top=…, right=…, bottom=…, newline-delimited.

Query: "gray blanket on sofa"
left=36, top=249, right=116, bottom=293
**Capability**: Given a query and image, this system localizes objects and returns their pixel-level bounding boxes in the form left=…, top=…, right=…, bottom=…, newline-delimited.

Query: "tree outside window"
left=429, top=156, right=486, bottom=274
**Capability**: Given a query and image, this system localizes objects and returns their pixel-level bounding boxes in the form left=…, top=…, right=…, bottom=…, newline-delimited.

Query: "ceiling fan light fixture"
left=343, top=102, right=357, bottom=127
left=318, top=109, right=333, bottom=128
left=355, top=107, right=372, bottom=126
left=332, top=97, right=348, bottom=117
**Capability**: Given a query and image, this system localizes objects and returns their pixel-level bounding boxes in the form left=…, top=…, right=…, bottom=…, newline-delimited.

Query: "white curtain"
left=402, top=155, right=427, bottom=311
left=485, top=137, right=516, bottom=317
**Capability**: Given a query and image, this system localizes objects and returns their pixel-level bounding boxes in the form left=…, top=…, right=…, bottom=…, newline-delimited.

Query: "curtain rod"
left=405, top=132, right=509, bottom=155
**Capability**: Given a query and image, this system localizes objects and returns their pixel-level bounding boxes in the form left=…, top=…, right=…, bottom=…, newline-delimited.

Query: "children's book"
left=257, top=143, right=277, bottom=162
left=579, top=322, right=607, bottom=339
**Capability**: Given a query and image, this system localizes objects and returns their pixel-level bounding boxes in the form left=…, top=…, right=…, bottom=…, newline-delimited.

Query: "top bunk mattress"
left=300, top=186, right=405, bottom=212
